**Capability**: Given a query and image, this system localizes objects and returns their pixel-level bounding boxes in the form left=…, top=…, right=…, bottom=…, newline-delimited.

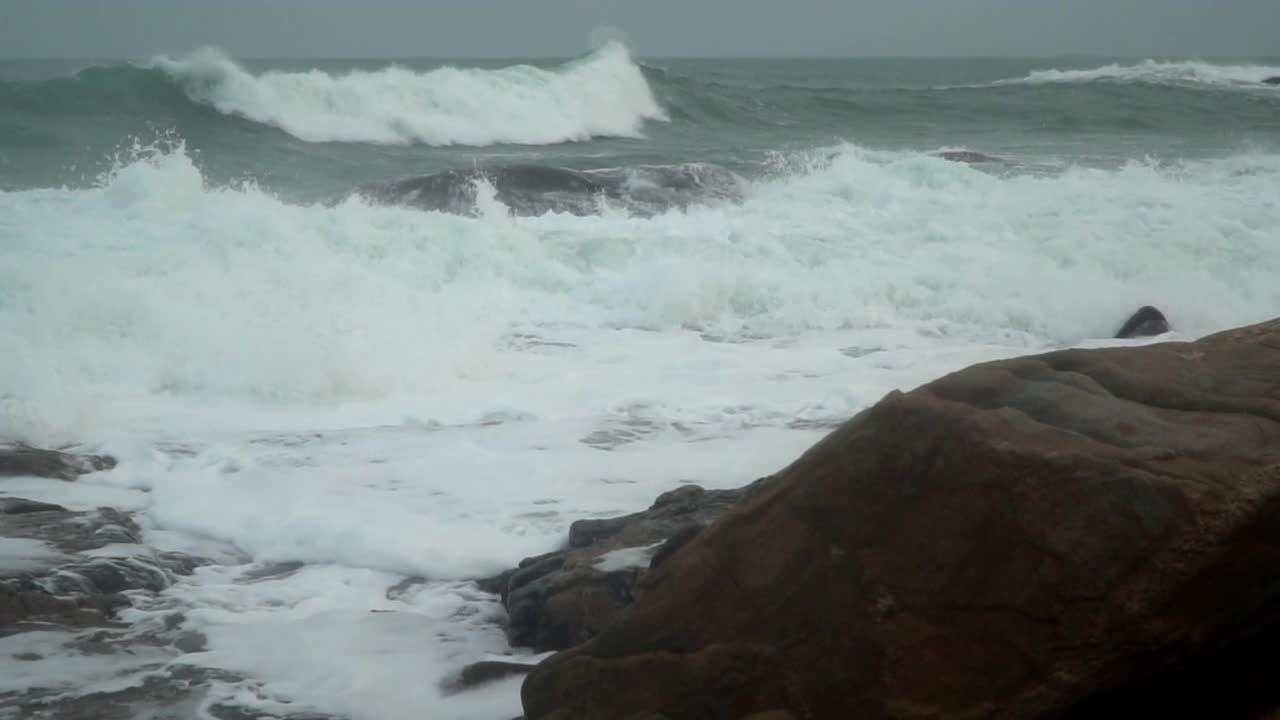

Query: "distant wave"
left=146, top=42, right=668, bottom=146
left=994, top=60, right=1280, bottom=88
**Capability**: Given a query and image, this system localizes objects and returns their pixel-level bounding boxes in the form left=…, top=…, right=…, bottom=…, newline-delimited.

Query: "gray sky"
left=1, top=0, right=1277, bottom=59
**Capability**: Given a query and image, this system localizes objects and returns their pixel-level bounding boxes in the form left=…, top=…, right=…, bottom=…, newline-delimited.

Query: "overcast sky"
left=1, top=0, right=1277, bottom=59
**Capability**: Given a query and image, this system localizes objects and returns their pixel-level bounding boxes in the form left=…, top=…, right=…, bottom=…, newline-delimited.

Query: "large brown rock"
left=522, top=318, right=1280, bottom=719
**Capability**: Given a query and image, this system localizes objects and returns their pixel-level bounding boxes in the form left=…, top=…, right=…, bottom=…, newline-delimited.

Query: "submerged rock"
left=0, top=444, right=117, bottom=480
left=934, top=149, right=1002, bottom=164
left=480, top=480, right=773, bottom=653
left=522, top=317, right=1280, bottom=719
left=0, top=498, right=68, bottom=515
left=0, top=585, right=126, bottom=631
left=1114, top=304, right=1170, bottom=338
left=355, top=162, right=744, bottom=218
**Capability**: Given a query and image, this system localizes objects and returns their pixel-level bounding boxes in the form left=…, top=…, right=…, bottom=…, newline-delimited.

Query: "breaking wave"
left=995, top=59, right=1280, bottom=88
left=148, top=42, right=667, bottom=146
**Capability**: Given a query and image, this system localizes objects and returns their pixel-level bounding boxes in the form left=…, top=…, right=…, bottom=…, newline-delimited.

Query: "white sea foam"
left=7, top=140, right=1277, bottom=435
left=3, top=139, right=1279, bottom=718
left=0, top=630, right=172, bottom=695
left=148, top=43, right=667, bottom=146
left=996, top=59, right=1280, bottom=88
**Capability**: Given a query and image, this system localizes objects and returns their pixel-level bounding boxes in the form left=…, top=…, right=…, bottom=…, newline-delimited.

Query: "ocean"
left=1, top=44, right=1279, bottom=718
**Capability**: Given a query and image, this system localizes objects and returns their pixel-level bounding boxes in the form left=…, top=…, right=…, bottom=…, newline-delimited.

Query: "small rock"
left=0, top=498, right=68, bottom=515
left=934, top=150, right=1002, bottom=164
left=385, top=575, right=429, bottom=600
left=0, top=445, right=117, bottom=481
left=1263, top=76, right=1280, bottom=86
left=0, top=585, right=121, bottom=630
left=1115, top=305, right=1170, bottom=339
left=442, top=660, right=535, bottom=695
left=173, top=630, right=208, bottom=653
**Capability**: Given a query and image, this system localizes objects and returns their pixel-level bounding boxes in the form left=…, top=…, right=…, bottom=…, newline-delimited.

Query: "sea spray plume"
left=147, top=43, right=667, bottom=146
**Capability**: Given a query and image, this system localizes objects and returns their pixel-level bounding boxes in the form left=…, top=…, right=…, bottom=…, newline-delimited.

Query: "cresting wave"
left=147, top=42, right=667, bottom=146
left=994, top=59, right=1280, bottom=88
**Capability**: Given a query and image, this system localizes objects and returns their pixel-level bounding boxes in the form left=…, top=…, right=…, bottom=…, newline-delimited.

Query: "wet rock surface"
left=0, top=442, right=234, bottom=718
left=1115, top=304, right=1171, bottom=339
left=480, top=478, right=775, bottom=653
left=0, top=447, right=357, bottom=719
left=0, top=445, right=117, bottom=481
left=442, top=659, right=538, bottom=695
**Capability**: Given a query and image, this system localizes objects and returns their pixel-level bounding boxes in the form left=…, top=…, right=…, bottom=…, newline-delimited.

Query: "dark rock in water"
left=443, top=660, right=537, bottom=695
left=0, top=502, right=141, bottom=555
left=521, top=317, right=1280, bottom=720
left=1, top=498, right=204, bottom=637
left=172, top=630, right=209, bottom=653
left=934, top=149, right=1002, bottom=164
left=0, top=498, right=68, bottom=515
left=0, top=585, right=126, bottom=632
left=385, top=574, right=430, bottom=600
left=479, top=478, right=774, bottom=653
left=236, top=560, right=306, bottom=584
left=356, top=162, right=743, bottom=218
left=1115, top=304, right=1170, bottom=339
left=0, top=444, right=116, bottom=480
left=1263, top=76, right=1280, bottom=85
left=3, top=663, right=323, bottom=720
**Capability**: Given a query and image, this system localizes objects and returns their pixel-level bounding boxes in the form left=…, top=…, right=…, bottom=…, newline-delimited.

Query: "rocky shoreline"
left=473, top=306, right=1181, bottom=665
left=13, top=307, right=1276, bottom=719
left=0, top=446, right=324, bottom=719
left=491, top=315, right=1280, bottom=719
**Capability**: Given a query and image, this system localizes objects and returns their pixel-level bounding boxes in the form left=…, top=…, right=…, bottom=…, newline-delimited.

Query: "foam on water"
left=137, top=563, right=534, bottom=720
left=4, top=138, right=1280, bottom=717
left=148, top=42, right=667, bottom=146
left=996, top=59, right=1280, bottom=88
left=0, top=630, right=172, bottom=695
left=5, top=140, right=1279, bottom=440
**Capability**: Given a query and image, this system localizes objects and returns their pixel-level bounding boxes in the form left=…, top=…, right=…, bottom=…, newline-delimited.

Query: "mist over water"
left=2, top=45, right=1279, bottom=719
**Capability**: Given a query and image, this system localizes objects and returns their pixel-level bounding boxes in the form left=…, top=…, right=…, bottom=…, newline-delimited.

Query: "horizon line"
left=4, top=52, right=1280, bottom=62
